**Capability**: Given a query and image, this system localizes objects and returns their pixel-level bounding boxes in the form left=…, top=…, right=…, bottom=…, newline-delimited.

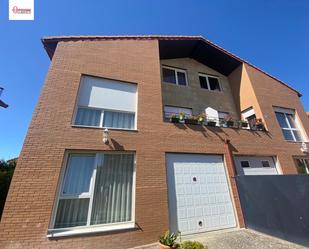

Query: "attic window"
left=162, top=66, right=187, bottom=86
left=199, top=74, right=221, bottom=91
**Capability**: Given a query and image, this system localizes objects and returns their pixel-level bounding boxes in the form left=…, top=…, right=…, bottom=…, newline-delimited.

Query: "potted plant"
left=184, top=115, right=199, bottom=125
left=179, top=112, right=185, bottom=123
left=239, top=120, right=249, bottom=128
left=225, top=116, right=234, bottom=127
left=255, top=118, right=265, bottom=130
left=170, top=113, right=179, bottom=123
left=219, top=119, right=227, bottom=127
left=207, top=119, right=217, bottom=127
left=159, top=231, right=178, bottom=249
left=197, top=113, right=206, bottom=124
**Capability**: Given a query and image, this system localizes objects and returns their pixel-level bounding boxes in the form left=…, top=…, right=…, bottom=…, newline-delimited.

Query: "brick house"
left=1, top=35, right=309, bottom=249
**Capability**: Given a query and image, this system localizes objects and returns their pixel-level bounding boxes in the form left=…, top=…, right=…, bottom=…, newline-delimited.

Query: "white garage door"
left=166, top=154, right=236, bottom=235
left=234, top=156, right=278, bottom=175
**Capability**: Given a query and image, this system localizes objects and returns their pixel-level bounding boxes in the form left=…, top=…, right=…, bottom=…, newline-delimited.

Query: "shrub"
left=159, top=230, right=178, bottom=247
left=180, top=241, right=206, bottom=249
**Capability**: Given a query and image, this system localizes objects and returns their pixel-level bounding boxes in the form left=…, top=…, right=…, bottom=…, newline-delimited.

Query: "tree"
left=0, top=158, right=17, bottom=220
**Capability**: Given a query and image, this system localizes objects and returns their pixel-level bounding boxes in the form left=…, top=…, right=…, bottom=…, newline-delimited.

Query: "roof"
left=41, top=35, right=301, bottom=97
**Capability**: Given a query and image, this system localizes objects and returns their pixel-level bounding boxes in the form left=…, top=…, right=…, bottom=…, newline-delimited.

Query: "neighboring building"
left=307, top=112, right=309, bottom=118
left=1, top=36, right=309, bottom=249
left=0, top=87, right=8, bottom=108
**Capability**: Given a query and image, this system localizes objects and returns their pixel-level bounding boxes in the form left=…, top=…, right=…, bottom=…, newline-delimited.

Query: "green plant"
left=197, top=113, right=206, bottom=123
left=179, top=112, right=185, bottom=121
left=0, top=159, right=16, bottom=220
left=170, top=114, right=180, bottom=123
left=184, top=116, right=199, bottom=125
left=159, top=231, right=178, bottom=247
left=180, top=241, right=206, bottom=249
left=239, top=120, right=248, bottom=128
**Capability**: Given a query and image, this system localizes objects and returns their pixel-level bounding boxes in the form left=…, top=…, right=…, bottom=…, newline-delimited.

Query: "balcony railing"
left=164, top=112, right=265, bottom=131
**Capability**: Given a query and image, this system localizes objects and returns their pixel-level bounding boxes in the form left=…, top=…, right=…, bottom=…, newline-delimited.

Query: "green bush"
left=180, top=241, right=206, bottom=249
left=0, top=159, right=16, bottom=220
left=159, top=230, right=178, bottom=247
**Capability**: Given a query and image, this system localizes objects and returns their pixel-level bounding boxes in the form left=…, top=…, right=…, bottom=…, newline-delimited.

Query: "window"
left=162, top=66, right=187, bottom=86
left=262, top=161, right=270, bottom=167
left=164, top=106, right=192, bottom=118
left=241, top=107, right=256, bottom=129
left=218, top=111, right=229, bottom=121
left=274, top=108, right=303, bottom=142
left=241, top=161, right=250, bottom=168
left=51, top=153, right=135, bottom=233
left=295, top=158, right=309, bottom=174
left=74, top=76, right=137, bottom=130
left=199, top=74, right=221, bottom=91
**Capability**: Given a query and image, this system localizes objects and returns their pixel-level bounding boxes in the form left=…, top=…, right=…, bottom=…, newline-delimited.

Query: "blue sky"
left=0, top=0, right=308, bottom=160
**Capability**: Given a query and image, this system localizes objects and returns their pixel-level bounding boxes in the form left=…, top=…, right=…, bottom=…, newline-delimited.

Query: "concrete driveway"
left=186, top=229, right=306, bottom=249
left=133, top=229, right=307, bottom=249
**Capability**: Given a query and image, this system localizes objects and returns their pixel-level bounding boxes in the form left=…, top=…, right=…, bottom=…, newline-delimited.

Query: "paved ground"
left=132, top=229, right=307, bottom=249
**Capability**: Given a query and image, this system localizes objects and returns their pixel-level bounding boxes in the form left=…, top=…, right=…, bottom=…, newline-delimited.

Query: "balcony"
left=165, top=112, right=265, bottom=131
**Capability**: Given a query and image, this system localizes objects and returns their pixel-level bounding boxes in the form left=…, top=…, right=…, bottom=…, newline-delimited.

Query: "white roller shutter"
left=78, top=76, right=137, bottom=112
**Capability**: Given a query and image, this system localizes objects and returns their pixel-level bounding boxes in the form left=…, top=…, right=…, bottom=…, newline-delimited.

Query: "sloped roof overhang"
left=41, top=35, right=301, bottom=96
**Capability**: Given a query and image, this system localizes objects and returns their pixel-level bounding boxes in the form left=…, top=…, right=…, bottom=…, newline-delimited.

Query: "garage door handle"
left=193, top=177, right=197, bottom=182
left=199, top=221, right=202, bottom=226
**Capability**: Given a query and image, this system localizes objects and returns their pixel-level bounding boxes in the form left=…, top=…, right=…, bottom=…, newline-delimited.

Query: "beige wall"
left=161, top=58, right=239, bottom=119
left=228, top=64, right=264, bottom=122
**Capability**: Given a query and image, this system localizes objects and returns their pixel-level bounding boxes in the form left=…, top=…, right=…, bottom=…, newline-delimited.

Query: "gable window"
left=274, top=107, right=303, bottom=142
left=162, top=66, right=187, bottom=86
left=50, top=152, right=135, bottom=236
left=199, top=74, right=221, bottom=91
left=74, top=76, right=137, bottom=130
left=164, top=106, right=192, bottom=119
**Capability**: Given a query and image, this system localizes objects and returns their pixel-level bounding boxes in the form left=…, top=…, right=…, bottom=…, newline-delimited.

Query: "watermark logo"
left=9, top=0, right=34, bottom=20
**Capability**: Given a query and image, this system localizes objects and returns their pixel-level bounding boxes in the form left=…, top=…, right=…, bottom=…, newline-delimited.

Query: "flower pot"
left=226, top=120, right=234, bottom=127
left=220, top=120, right=227, bottom=127
left=159, top=242, right=172, bottom=249
left=207, top=121, right=217, bottom=127
left=256, top=123, right=264, bottom=130
left=184, top=119, right=198, bottom=125
left=241, top=122, right=248, bottom=128
left=170, top=117, right=179, bottom=123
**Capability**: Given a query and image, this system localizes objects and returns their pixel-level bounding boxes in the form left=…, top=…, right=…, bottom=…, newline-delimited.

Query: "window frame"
left=198, top=73, right=222, bottom=92
left=72, top=106, right=137, bottom=131
left=163, top=105, right=192, bottom=119
left=48, top=151, right=136, bottom=237
left=240, top=161, right=250, bottom=168
left=274, top=107, right=303, bottom=142
left=294, top=158, right=309, bottom=174
left=261, top=160, right=270, bottom=168
left=162, top=65, right=188, bottom=86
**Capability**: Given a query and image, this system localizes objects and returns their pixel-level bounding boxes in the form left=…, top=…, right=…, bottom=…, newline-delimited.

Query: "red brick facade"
left=1, top=37, right=308, bottom=249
